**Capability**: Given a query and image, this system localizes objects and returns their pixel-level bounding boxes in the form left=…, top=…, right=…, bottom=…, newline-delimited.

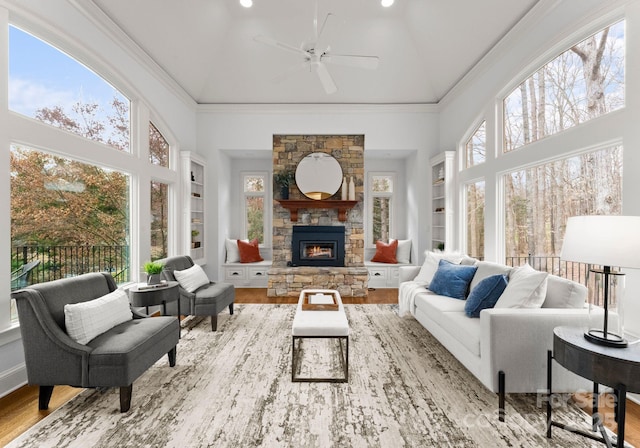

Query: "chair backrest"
left=12, top=272, right=117, bottom=330
left=160, top=255, right=195, bottom=282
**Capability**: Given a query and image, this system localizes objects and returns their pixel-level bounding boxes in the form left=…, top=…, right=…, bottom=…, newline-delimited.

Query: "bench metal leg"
left=291, top=336, right=348, bottom=383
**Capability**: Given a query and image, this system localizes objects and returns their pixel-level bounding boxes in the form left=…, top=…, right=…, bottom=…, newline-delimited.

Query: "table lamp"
left=561, top=215, right=640, bottom=348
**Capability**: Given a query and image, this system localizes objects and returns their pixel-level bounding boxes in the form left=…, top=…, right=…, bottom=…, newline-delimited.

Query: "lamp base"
left=584, top=329, right=628, bottom=348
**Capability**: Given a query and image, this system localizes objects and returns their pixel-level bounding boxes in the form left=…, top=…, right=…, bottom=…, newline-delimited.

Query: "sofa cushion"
left=438, top=311, right=481, bottom=357
left=542, top=275, right=587, bottom=308
left=414, top=251, right=467, bottom=285
left=469, top=261, right=513, bottom=291
left=391, top=239, right=412, bottom=264
left=238, top=238, right=264, bottom=263
left=465, top=274, right=509, bottom=318
left=64, top=289, right=133, bottom=345
left=371, top=239, right=398, bottom=263
left=174, top=263, right=210, bottom=293
left=414, top=291, right=467, bottom=314
left=429, top=259, right=478, bottom=300
left=495, top=264, right=548, bottom=309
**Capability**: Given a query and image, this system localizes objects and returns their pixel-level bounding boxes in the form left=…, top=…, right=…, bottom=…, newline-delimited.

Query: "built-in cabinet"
left=365, top=262, right=407, bottom=288
left=181, top=151, right=206, bottom=265
left=430, top=151, right=455, bottom=252
left=223, top=261, right=271, bottom=287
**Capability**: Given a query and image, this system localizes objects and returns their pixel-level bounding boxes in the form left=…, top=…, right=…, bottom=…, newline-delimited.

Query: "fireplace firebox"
left=291, top=226, right=345, bottom=267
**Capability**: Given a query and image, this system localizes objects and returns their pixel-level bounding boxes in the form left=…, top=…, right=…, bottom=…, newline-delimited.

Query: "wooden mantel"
left=276, top=200, right=358, bottom=222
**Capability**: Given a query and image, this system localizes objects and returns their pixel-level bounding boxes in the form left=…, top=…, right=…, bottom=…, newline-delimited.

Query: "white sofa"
left=398, top=256, right=591, bottom=418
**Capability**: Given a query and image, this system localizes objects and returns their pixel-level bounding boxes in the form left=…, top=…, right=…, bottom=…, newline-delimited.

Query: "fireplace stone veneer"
left=267, top=267, right=368, bottom=298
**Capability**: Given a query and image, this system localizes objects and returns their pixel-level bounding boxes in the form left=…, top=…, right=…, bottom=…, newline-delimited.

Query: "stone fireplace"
left=268, top=135, right=368, bottom=297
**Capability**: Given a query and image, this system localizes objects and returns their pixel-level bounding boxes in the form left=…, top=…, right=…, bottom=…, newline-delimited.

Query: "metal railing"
left=505, top=255, right=590, bottom=286
left=11, top=245, right=130, bottom=290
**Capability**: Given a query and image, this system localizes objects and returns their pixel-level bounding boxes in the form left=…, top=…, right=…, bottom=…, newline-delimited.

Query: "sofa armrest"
left=399, top=265, right=421, bottom=283
left=479, top=308, right=590, bottom=394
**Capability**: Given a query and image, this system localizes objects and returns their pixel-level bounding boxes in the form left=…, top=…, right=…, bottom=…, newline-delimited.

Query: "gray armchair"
left=12, top=272, right=179, bottom=412
left=159, top=255, right=235, bottom=331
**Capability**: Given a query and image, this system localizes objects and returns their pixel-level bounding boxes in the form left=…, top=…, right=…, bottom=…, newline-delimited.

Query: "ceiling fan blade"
left=323, top=54, right=379, bottom=70
left=314, top=62, right=337, bottom=94
left=254, top=35, right=309, bottom=58
left=315, top=13, right=336, bottom=51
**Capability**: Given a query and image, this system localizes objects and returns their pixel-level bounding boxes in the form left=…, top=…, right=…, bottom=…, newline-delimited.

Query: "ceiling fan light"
left=240, top=0, right=253, bottom=8
left=381, top=0, right=394, bottom=7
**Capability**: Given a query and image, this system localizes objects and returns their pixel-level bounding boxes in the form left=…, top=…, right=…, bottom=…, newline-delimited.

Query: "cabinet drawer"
left=368, top=268, right=387, bottom=287
left=249, top=267, right=268, bottom=279
left=225, top=267, right=246, bottom=281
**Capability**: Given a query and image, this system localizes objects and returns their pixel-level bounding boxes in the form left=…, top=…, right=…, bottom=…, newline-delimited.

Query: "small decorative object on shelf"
left=274, top=170, right=295, bottom=200
left=191, top=230, right=200, bottom=249
left=191, top=171, right=195, bottom=182
left=341, top=177, right=348, bottom=200
left=143, top=260, right=164, bottom=285
left=348, top=177, right=355, bottom=200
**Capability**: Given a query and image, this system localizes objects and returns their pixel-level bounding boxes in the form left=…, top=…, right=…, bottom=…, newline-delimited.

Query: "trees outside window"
left=504, top=20, right=624, bottom=152
left=369, top=174, right=394, bottom=244
left=149, top=122, right=169, bottom=167
left=465, top=122, right=486, bottom=168
left=466, top=181, right=485, bottom=259
left=9, top=26, right=130, bottom=152
left=243, top=174, right=266, bottom=243
left=150, top=181, right=168, bottom=260
left=504, top=146, right=622, bottom=271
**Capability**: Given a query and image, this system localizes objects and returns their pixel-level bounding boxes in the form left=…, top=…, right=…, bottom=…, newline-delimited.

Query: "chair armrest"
left=399, top=265, right=421, bottom=283
left=479, top=308, right=590, bottom=393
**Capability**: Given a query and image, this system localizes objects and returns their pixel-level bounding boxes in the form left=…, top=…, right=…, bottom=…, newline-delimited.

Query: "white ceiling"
left=91, top=0, right=539, bottom=104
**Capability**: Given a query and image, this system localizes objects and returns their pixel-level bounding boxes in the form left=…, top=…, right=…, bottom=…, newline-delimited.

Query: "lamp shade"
left=561, top=216, right=640, bottom=268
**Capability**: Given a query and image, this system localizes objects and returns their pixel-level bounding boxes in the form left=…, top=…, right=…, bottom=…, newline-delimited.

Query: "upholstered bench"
left=160, top=255, right=235, bottom=331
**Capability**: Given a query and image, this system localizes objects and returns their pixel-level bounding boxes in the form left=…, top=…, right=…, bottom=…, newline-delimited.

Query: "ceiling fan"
left=253, top=10, right=379, bottom=94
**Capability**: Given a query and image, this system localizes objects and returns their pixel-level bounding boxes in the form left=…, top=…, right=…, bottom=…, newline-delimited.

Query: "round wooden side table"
left=128, top=281, right=181, bottom=337
left=547, top=326, right=640, bottom=447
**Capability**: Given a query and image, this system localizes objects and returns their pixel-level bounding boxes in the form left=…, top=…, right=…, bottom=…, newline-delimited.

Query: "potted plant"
left=143, top=260, right=164, bottom=285
left=191, top=230, right=201, bottom=248
left=274, top=170, right=294, bottom=200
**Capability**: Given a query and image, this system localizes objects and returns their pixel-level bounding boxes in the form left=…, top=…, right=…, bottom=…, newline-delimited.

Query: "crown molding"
left=197, top=103, right=438, bottom=115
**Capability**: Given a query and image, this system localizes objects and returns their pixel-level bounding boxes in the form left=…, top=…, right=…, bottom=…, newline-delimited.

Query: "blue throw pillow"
left=429, top=259, right=478, bottom=300
left=465, top=274, right=509, bottom=318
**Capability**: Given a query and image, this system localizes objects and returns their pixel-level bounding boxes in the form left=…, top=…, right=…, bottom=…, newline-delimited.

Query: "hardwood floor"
left=2, top=288, right=638, bottom=447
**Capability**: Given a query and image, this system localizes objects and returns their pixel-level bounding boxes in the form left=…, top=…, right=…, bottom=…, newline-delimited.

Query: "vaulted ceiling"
left=91, top=0, right=539, bottom=104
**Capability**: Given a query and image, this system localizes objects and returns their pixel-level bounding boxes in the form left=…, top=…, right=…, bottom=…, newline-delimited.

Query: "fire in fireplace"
left=291, top=226, right=345, bottom=267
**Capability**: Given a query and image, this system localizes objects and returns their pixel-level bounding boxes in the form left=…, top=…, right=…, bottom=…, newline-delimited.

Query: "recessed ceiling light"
left=381, top=0, right=394, bottom=7
left=240, top=0, right=253, bottom=8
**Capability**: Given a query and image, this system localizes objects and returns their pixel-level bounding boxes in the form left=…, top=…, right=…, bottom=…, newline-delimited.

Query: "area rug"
left=7, top=304, right=613, bottom=447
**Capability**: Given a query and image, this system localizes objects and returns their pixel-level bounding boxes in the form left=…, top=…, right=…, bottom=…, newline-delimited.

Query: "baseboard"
left=0, top=362, right=27, bottom=399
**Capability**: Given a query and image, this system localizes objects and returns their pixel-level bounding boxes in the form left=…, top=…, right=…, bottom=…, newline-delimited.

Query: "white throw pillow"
left=174, top=263, right=210, bottom=293
left=391, top=239, right=412, bottom=264
left=414, top=251, right=466, bottom=285
left=225, top=238, right=249, bottom=263
left=64, top=289, right=132, bottom=345
left=469, top=261, right=513, bottom=291
left=495, top=264, right=548, bottom=309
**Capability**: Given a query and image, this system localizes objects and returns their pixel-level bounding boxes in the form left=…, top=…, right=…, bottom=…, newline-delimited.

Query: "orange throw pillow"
left=237, top=238, right=264, bottom=263
left=371, top=239, right=398, bottom=264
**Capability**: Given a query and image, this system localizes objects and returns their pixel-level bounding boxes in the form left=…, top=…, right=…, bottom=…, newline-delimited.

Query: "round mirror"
left=295, top=152, right=343, bottom=200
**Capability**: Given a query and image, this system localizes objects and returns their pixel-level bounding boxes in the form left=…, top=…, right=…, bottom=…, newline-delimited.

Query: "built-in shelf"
left=276, top=200, right=358, bottom=222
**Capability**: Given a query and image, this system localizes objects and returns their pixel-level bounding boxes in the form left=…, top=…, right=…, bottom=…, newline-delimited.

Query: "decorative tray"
left=301, top=291, right=339, bottom=311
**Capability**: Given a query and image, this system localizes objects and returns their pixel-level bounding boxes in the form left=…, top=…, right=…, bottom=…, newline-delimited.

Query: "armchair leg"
left=229, top=303, right=234, bottom=315
left=38, top=385, right=54, bottom=410
left=168, top=346, right=177, bottom=367
left=120, top=384, right=133, bottom=413
left=211, top=314, right=218, bottom=331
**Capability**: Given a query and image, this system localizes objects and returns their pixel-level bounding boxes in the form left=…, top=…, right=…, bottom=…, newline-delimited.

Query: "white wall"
left=197, top=104, right=439, bottom=278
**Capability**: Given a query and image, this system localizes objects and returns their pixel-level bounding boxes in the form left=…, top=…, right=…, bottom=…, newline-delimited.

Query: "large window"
left=151, top=181, right=168, bottom=260
left=10, top=146, right=131, bottom=322
left=243, top=173, right=266, bottom=243
left=369, top=173, right=394, bottom=244
left=464, top=122, right=486, bottom=168
left=9, top=26, right=131, bottom=152
left=466, top=181, right=485, bottom=259
left=504, top=21, right=624, bottom=152
left=504, top=145, right=622, bottom=270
